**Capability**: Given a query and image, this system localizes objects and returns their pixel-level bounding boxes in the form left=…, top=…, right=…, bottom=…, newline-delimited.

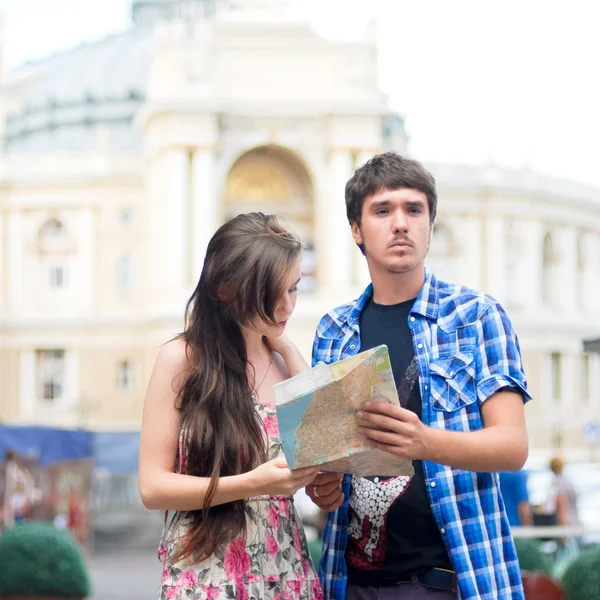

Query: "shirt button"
left=440, top=528, right=446, bottom=535
left=374, top=477, right=379, bottom=483
left=430, top=481, right=437, bottom=488
left=410, top=316, right=416, bottom=322
left=424, top=384, right=428, bottom=390
left=449, top=371, right=454, bottom=377
left=338, top=572, right=344, bottom=578
left=350, top=344, right=356, bottom=349
left=417, top=343, right=423, bottom=349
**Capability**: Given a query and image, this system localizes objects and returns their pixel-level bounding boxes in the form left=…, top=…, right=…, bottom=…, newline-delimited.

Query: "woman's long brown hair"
left=172, top=212, right=302, bottom=563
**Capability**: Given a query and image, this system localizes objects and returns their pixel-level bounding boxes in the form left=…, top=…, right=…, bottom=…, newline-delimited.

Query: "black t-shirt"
left=346, top=297, right=452, bottom=585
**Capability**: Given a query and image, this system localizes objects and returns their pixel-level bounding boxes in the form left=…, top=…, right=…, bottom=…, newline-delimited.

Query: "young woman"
left=139, top=213, right=323, bottom=600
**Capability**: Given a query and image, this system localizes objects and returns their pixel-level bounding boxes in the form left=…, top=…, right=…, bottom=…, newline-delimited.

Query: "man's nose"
left=392, top=210, right=408, bottom=233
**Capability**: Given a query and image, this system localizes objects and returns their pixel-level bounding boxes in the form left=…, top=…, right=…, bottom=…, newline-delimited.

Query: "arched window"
left=39, top=219, right=66, bottom=239
left=37, top=218, right=71, bottom=292
left=542, top=232, right=556, bottom=305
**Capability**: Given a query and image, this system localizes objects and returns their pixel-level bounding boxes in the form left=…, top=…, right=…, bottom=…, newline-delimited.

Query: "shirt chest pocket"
left=429, top=351, right=477, bottom=412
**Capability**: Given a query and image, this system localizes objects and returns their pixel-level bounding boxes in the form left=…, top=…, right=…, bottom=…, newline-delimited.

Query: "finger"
left=315, top=487, right=342, bottom=506
left=320, top=492, right=345, bottom=512
left=315, top=479, right=342, bottom=498
left=358, top=426, right=404, bottom=446
left=292, top=465, right=321, bottom=478
left=312, top=472, right=343, bottom=486
left=356, top=413, right=404, bottom=434
left=361, top=438, right=405, bottom=457
left=360, top=401, right=411, bottom=419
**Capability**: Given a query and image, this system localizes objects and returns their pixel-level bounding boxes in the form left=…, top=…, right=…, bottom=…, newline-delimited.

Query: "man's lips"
left=390, top=240, right=412, bottom=249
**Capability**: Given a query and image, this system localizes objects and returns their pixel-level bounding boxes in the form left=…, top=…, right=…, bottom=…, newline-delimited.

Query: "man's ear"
left=351, top=221, right=363, bottom=246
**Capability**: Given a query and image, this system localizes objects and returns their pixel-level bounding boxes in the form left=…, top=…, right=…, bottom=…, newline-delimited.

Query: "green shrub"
left=0, top=521, right=91, bottom=598
left=514, top=537, right=553, bottom=575
left=561, top=546, right=600, bottom=600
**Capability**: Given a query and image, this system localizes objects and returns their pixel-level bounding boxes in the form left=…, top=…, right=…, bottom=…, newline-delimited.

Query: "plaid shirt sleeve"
left=475, top=300, right=532, bottom=404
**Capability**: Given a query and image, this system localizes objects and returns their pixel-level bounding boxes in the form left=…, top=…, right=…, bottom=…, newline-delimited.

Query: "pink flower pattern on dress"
left=263, top=415, right=280, bottom=437
left=278, top=498, right=290, bottom=518
left=267, top=505, right=281, bottom=529
left=224, top=538, right=251, bottom=582
left=177, top=570, right=198, bottom=587
left=157, top=402, right=322, bottom=600
left=265, top=533, right=280, bottom=556
left=165, top=585, right=180, bottom=599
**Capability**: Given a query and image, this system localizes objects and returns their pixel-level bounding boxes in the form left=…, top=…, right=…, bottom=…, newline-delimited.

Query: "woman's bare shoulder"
left=156, top=337, right=193, bottom=375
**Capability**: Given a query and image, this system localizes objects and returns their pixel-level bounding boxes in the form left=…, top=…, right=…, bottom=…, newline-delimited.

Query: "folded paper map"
left=274, top=345, right=414, bottom=478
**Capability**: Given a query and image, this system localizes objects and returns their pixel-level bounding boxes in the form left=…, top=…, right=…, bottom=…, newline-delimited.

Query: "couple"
left=139, top=152, right=531, bottom=600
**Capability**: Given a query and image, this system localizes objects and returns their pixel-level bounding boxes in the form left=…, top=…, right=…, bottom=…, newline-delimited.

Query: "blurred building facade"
left=0, top=0, right=599, bottom=461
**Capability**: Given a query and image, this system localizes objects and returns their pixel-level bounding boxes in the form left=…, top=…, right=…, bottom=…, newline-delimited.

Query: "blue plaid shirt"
left=312, top=271, right=531, bottom=600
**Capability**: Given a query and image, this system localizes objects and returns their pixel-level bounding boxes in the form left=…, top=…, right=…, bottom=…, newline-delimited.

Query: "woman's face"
left=248, top=259, right=302, bottom=338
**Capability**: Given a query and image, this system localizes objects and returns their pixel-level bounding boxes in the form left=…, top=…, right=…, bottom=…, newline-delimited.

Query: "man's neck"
left=370, top=264, right=425, bottom=305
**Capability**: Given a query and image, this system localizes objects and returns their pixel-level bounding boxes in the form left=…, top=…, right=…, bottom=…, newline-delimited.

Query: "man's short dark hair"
left=345, top=152, right=437, bottom=226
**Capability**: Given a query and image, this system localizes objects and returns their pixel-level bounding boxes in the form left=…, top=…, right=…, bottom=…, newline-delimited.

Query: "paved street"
left=88, top=551, right=162, bottom=600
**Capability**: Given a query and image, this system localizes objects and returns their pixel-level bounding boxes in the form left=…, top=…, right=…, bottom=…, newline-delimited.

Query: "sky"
left=1, top=0, right=599, bottom=188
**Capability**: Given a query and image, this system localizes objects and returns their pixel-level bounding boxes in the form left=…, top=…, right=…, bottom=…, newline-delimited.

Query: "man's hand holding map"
left=274, top=345, right=414, bottom=478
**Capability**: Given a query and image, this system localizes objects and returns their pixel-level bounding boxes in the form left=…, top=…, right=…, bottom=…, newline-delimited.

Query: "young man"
left=308, top=153, right=531, bottom=600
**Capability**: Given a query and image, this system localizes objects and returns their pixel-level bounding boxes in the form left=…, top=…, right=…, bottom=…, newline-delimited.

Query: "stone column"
left=191, top=148, right=218, bottom=283
left=146, top=148, right=189, bottom=309
left=482, top=215, right=505, bottom=301
left=555, top=226, right=577, bottom=313
left=583, top=232, right=600, bottom=314
left=78, top=208, right=95, bottom=314
left=520, top=219, right=544, bottom=313
left=354, top=151, right=373, bottom=288
left=326, top=149, right=353, bottom=288
left=165, top=148, right=190, bottom=290
left=7, top=210, right=23, bottom=313
left=459, top=215, right=483, bottom=291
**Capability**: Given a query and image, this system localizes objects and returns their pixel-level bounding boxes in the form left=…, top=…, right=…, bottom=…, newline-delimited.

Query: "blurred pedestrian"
left=499, top=470, right=533, bottom=527
left=545, top=456, right=580, bottom=528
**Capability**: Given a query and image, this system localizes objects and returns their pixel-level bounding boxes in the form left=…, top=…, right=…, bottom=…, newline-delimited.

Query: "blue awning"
left=0, top=426, right=141, bottom=474
left=0, top=425, right=92, bottom=466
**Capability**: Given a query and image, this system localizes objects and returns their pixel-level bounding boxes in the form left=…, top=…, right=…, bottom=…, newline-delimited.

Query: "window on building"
left=40, top=219, right=66, bottom=239
left=542, top=232, right=556, bottom=305
left=117, top=360, right=135, bottom=391
left=36, top=349, right=65, bottom=402
left=550, top=352, right=562, bottom=401
left=49, top=265, right=66, bottom=289
left=116, top=255, right=134, bottom=298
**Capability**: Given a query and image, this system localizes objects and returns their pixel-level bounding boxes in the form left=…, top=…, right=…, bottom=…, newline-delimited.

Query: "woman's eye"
left=289, top=286, right=298, bottom=293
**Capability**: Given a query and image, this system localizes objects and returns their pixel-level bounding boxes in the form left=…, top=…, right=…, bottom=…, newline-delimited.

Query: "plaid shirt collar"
left=345, top=269, right=439, bottom=329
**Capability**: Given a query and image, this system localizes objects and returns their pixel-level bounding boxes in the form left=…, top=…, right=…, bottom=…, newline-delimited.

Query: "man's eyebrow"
left=406, top=199, right=426, bottom=208
left=369, top=199, right=391, bottom=209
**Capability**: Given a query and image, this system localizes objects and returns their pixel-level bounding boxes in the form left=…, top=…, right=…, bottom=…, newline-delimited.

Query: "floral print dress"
left=158, top=400, right=323, bottom=600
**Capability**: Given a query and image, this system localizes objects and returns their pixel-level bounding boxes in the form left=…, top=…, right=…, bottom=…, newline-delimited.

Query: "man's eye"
left=289, top=286, right=298, bottom=293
